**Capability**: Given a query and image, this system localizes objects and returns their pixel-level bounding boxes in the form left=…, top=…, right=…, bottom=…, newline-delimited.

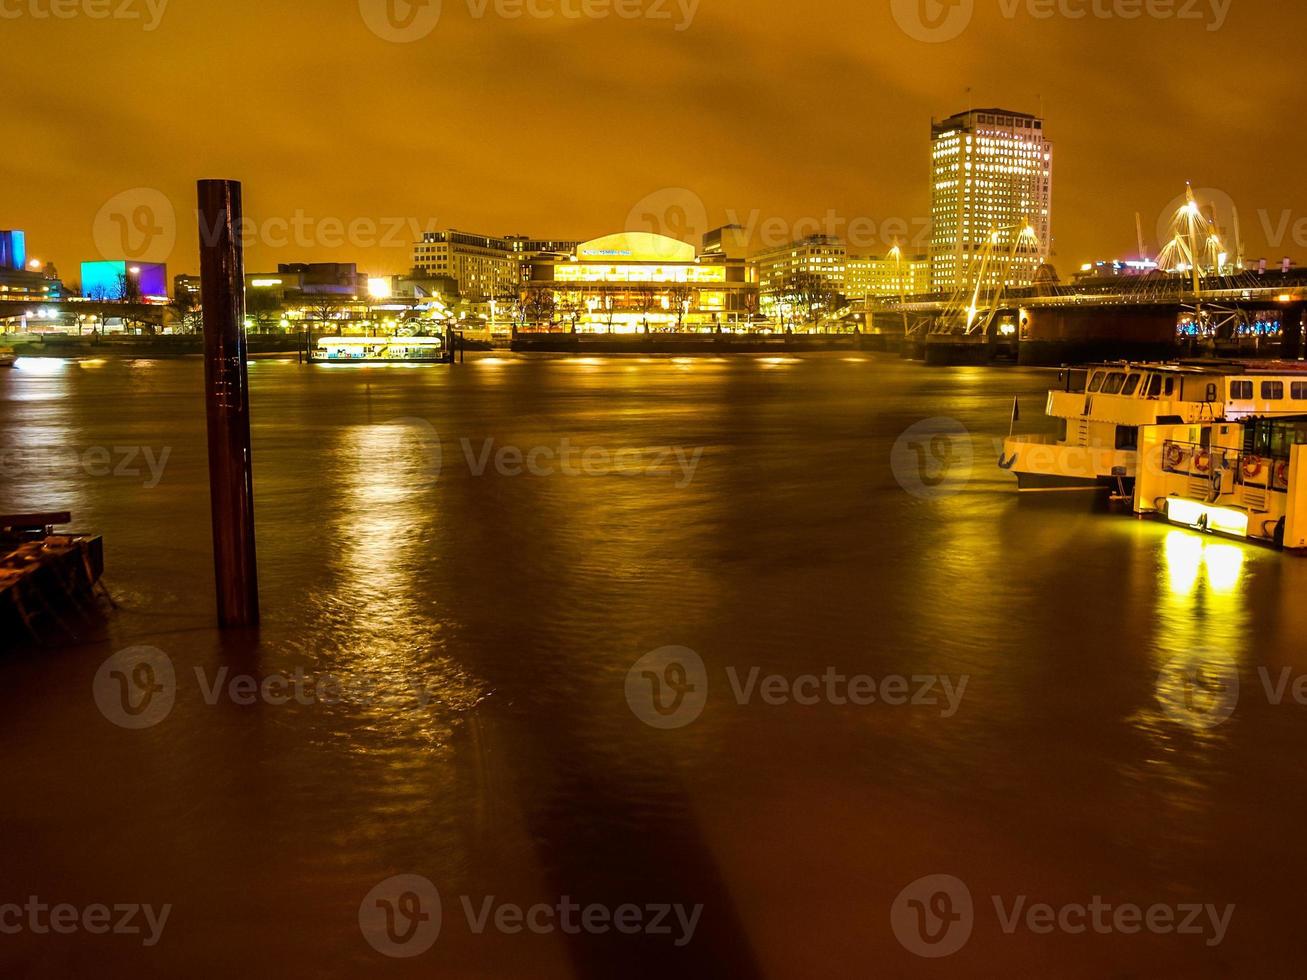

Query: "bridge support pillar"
left=1282, top=303, right=1306, bottom=360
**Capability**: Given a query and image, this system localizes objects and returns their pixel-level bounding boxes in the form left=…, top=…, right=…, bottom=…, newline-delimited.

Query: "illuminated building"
left=244, top=263, right=368, bottom=303
left=413, top=230, right=579, bottom=302
left=1, top=230, right=26, bottom=271
left=522, top=231, right=758, bottom=332
left=930, top=108, right=1053, bottom=294
left=845, top=252, right=930, bottom=299
left=0, top=231, right=66, bottom=300
left=81, top=260, right=168, bottom=301
left=753, top=235, right=847, bottom=304
left=173, top=274, right=202, bottom=298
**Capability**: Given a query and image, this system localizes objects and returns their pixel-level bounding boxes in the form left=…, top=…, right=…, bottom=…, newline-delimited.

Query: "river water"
left=2, top=353, right=1305, bottom=977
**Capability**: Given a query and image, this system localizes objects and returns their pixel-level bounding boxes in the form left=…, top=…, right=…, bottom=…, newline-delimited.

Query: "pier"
left=0, top=513, right=105, bottom=645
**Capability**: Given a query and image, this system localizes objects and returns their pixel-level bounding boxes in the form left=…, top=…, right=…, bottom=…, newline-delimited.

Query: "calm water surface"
left=3, top=353, right=1305, bottom=977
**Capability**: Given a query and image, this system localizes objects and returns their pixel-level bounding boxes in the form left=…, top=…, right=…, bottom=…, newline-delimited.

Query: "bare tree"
left=168, top=289, right=203, bottom=334
left=633, top=282, right=660, bottom=333
left=116, top=272, right=154, bottom=335
left=302, top=293, right=345, bottom=336
left=523, top=286, right=556, bottom=328
left=245, top=290, right=281, bottom=334
left=666, top=283, right=694, bottom=332
left=784, top=272, right=841, bottom=332
left=556, top=292, right=584, bottom=333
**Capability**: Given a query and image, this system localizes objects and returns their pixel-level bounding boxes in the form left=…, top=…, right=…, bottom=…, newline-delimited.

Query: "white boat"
left=310, top=335, right=449, bottom=363
left=1133, top=414, right=1307, bottom=551
left=1000, top=361, right=1307, bottom=493
left=0, top=347, right=16, bottom=368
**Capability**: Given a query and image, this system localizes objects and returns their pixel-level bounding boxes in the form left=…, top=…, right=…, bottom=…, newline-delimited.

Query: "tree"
left=245, top=289, right=281, bottom=334
left=666, top=283, right=694, bottom=332
left=633, top=282, right=660, bottom=333
left=168, top=289, right=203, bottom=334
left=784, top=272, right=841, bottom=331
left=116, top=271, right=154, bottom=335
left=556, top=292, right=584, bottom=333
left=302, top=293, right=345, bottom=336
left=523, top=286, right=556, bottom=328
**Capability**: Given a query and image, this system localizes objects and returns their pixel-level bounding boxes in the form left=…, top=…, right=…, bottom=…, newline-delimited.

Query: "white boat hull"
left=1001, top=435, right=1135, bottom=492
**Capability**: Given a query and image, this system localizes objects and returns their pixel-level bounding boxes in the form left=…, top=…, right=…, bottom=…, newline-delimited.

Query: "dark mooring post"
left=197, top=179, right=260, bottom=628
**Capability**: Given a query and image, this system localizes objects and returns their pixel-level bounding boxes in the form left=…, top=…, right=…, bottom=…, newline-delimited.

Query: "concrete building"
left=701, top=225, right=751, bottom=260
left=753, top=235, right=847, bottom=304
left=522, top=231, right=757, bottom=332
left=930, top=107, right=1053, bottom=294
left=173, top=274, right=202, bottom=299
left=412, top=231, right=579, bottom=302
left=1, top=230, right=26, bottom=271
left=845, top=252, right=931, bottom=299
left=1, top=233, right=64, bottom=301
left=244, top=263, right=368, bottom=304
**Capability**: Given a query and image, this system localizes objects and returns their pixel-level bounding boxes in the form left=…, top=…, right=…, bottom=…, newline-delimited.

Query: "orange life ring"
left=1242, top=456, right=1265, bottom=482
left=1164, top=443, right=1185, bottom=469
left=1275, top=460, right=1290, bottom=487
left=1193, top=451, right=1212, bottom=474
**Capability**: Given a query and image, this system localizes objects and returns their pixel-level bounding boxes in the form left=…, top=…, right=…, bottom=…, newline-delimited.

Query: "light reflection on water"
left=3, top=354, right=1307, bottom=976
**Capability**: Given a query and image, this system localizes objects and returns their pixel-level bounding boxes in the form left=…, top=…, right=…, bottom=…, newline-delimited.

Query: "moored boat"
left=0, top=346, right=16, bottom=368
left=1000, top=360, right=1307, bottom=493
left=1132, top=414, right=1307, bottom=551
left=310, top=335, right=450, bottom=363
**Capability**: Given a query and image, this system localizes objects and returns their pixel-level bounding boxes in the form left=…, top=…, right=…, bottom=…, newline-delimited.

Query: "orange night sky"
left=1, top=0, right=1300, bottom=283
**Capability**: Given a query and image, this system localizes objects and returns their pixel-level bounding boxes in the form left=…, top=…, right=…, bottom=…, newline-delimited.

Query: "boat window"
left=1102, top=372, right=1126, bottom=395
left=1115, top=426, right=1138, bottom=451
left=1164, top=377, right=1176, bottom=396
left=1230, top=380, right=1253, bottom=400
left=1145, top=375, right=1163, bottom=398
left=1293, top=382, right=1307, bottom=400
left=1087, top=371, right=1105, bottom=393
left=1262, top=381, right=1285, bottom=400
left=1122, top=374, right=1142, bottom=396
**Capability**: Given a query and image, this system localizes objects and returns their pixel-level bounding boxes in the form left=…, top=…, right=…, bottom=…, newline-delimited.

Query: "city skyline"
left=3, top=1, right=1301, bottom=279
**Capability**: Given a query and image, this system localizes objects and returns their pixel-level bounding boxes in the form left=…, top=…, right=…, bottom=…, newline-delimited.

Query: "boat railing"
left=1160, top=439, right=1289, bottom=492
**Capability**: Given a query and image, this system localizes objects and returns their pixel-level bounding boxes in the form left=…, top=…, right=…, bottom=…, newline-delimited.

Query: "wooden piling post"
left=197, top=179, right=260, bottom=628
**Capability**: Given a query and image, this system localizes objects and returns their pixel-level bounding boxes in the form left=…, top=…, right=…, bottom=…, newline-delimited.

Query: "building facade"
left=845, top=252, right=930, bottom=299
left=930, top=108, right=1053, bottom=294
left=753, top=235, right=847, bottom=303
left=244, top=263, right=368, bottom=303
left=522, top=232, right=757, bottom=332
left=1, top=230, right=26, bottom=271
left=412, top=230, right=579, bottom=302
left=81, top=261, right=168, bottom=302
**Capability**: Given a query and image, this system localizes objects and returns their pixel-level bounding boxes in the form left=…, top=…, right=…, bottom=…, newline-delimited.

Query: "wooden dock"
left=1, top=513, right=106, bottom=645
